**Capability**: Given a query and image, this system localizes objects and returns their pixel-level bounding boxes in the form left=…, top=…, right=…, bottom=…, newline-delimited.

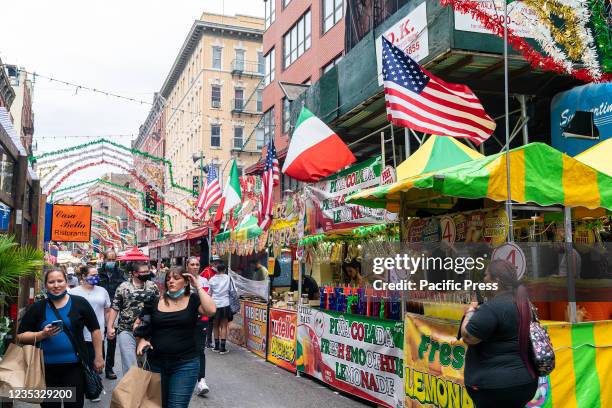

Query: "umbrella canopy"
left=348, top=143, right=612, bottom=212
left=117, top=246, right=149, bottom=261
left=397, top=135, right=483, bottom=180
left=575, top=138, right=612, bottom=176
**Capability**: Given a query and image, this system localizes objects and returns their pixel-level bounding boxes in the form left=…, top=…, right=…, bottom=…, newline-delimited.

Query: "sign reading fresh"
left=297, top=306, right=405, bottom=408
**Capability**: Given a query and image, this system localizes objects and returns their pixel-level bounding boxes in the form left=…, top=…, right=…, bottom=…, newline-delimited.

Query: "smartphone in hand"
left=474, top=288, right=484, bottom=305
left=50, top=320, right=64, bottom=331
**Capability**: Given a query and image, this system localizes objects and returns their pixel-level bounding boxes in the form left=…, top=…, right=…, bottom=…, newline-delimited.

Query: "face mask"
left=85, top=276, right=100, bottom=285
left=166, top=288, right=185, bottom=299
left=47, top=290, right=67, bottom=301
left=105, top=262, right=116, bottom=270
left=135, top=273, right=152, bottom=282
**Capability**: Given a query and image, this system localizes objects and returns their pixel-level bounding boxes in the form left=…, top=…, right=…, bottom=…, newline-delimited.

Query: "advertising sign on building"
left=267, top=308, right=298, bottom=372
left=376, top=2, right=429, bottom=85
left=304, top=157, right=397, bottom=234
left=297, top=306, right=405, bottom=408
left=453, top=0, right=537, bottom=39
left=50, top=204, right=92, bottom=242
left=243, top=301, right=268, bottom=358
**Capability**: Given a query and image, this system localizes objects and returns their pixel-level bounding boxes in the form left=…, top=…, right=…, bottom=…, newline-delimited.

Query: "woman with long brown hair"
left=461, top=259, right=538, bottom=407
left=136, top=267, right=216, bottom=408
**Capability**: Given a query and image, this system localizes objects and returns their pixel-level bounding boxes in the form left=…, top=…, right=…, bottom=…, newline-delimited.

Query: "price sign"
left=440, top=216, right=456, bottom=244
left=492, top=242, right=526, bottom=279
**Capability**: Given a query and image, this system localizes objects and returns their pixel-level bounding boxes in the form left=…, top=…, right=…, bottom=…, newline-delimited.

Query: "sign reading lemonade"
left=296, top=305, right=405, bottom=408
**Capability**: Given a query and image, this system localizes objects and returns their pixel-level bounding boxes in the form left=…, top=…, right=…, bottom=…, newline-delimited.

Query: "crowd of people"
left=17, top=249, right=233, bottom=408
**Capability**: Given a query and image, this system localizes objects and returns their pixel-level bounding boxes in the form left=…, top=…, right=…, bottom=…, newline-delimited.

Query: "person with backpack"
left=460, top=260, right=539, bottom=407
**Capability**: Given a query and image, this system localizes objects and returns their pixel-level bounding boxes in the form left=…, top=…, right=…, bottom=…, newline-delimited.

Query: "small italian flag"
left=222, top=160, right=242, bottom=214
left=282, top=107, right=356, bottom=182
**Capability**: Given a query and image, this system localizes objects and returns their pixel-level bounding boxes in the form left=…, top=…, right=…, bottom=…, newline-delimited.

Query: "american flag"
left=258, top=137, right=280, bottom=230
left=195, top=165, right=221, bottom=220
left=382, top=36, right=495, bottom=145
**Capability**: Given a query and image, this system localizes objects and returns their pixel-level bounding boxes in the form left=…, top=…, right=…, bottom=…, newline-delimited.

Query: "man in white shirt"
left=69, top=265, right=111, bottom=402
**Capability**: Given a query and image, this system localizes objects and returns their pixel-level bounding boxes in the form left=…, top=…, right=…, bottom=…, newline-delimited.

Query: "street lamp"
left=192, top=152, right=206, bottom=191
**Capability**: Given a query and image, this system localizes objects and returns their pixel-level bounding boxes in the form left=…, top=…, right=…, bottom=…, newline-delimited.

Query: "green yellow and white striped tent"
left=214, top=215, right=263, bottom=243
left=575, top=138, right=612, bottom=177
left=397, top=135, right=483, bottom=180
left=348, top=142, right=612, bottom=212
left=538, top=320, right=612, bottom=408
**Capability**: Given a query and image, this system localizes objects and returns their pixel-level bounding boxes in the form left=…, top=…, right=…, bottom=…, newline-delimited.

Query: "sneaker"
left=196, top=378, right=210, bottom=396
left=219, top=348, right=229, bottom=355
left=91, top=397, right=101, bottom=402
left=105, top=370, right=117, bottom=380
left=212, top=345, right=220, bottom=352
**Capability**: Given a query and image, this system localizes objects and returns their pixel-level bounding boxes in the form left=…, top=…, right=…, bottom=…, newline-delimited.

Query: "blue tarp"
left=551, top=83, right=612, bottom=157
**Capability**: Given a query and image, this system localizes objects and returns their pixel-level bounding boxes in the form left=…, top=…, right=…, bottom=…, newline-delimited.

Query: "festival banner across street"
left=304, top=157, right=397, bottom=234
left=296, top=305, right=405, bottom=408
left=243, top=301, right=268, bottom=358
left=267, top=308, right=298, bottom=372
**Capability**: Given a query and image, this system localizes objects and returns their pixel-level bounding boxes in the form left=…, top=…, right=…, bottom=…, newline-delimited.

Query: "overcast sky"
left=0, top=0, right=264, bottom=185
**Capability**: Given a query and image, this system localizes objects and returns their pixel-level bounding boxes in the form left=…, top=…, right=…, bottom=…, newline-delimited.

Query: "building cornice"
left=159, top=20, right=263, bottom=99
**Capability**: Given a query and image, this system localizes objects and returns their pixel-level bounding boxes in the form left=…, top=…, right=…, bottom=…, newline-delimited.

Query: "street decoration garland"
left=30, top=138, right=194, bottom=195
left=442, top=0, right=612, bottom=82
left=589, top=0, right=612, bottom=72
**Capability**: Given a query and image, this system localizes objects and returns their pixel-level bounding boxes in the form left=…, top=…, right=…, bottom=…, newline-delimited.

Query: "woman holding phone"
left=17, top=267, right=104, bottom=408
left=136, top=267, right=216, bottom=408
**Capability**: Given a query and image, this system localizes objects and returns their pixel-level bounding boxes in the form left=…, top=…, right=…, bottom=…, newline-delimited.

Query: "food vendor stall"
left=347, top=142, right=612, bottom=407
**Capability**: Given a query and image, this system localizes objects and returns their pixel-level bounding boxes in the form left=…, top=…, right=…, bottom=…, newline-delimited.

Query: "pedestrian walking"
left=200, top=256, right=220, bottom=348
left=460, top=260, right=538, bottom=408
left=66, top=264, right=79, bottom=289
left=136, top=267, right=216, bottom=408
left=208, top=262, right=232, bottom=354
left=68, top=265, right=111, bottom=402
left=98, top=249, right=125, bottom=380
left=107, top=262, right=159, bottom=376
left=17, top=268, right=104, bottom=408
left=186, top=256, right=211, bottom=396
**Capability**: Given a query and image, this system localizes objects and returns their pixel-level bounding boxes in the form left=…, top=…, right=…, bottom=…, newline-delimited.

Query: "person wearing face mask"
left=17, top=268, right=104, bottom=407
left=66, top=264, right=79, bottom=289
left=136, top=267, right=216, bottom=408
left=107, top=263, right=159, bottom=376
left=97, top=249, right=125, bottom=379
left=68, top=265, right=111, bottom=402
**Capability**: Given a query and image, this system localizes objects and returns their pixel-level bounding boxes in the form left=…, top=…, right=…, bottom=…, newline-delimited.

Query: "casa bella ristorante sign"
left=50, top=204, right=92, bottom=242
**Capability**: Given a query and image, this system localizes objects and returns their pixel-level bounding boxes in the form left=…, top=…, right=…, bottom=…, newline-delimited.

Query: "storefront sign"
left=454, top=0, right=537, bottom=39
left=268, top=308, right=298, bottom=372
left=439, top=216, right=456, bottom=244
left=297, top=306, right=405, bottom=408
left=51, top=204, right=92, bottom=242
left=483, top=208, right=508, bottom=246
left=404, top=314, right=474, bottom=408
left=304, top=157, right=397, bottom=233
left=243, top=301, right=268, bottom=358
left=376, top=2, right=429, bottom=85
left=492, top=242, right=526, bottom=279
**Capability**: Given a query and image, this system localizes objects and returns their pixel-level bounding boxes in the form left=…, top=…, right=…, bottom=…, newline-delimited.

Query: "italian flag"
left=282, top=107, right=356, bottom=182
left=222, top=160, right=242, bottom=214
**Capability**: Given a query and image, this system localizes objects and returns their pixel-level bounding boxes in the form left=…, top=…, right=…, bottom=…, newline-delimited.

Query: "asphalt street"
left=12, top=342, right=373, bottom=408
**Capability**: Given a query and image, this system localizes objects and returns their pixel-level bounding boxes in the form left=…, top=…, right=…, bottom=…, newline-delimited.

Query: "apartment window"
left=322, top=54, right=343, bottom=74
left=323, top=0, right=343, bottom=33
left=263, top=108, right=275, bottom=145
left=282, top=98, right=291, bottom=134
left=211, top=125, right=221, bottom=147
left=234, top=88, right=244, bottom=110
left=235, top=49, right=245, bottom=71
left=283, top=11, right=311, bottom=68
left=264, top=48, right=275, bottom=86
left=212, top=46, right=222, bottom=69
left=211, top=85, right=221, bottom=108
left=256, top=89, right=263, bottom=112
left=233, top=127, right=244, bottom=150
left=265, top=0, right=276, bottom=29
left=256, top=127, right=265, bottom=150
left=257, top=52, right=265, bottom=74
left=283, top=0, right=292, bottom=7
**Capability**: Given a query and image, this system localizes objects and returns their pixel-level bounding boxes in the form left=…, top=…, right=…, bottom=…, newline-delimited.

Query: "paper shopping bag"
left=0, top=343, right=46, bottom=403
left=111, top=366, right=161, bottom=408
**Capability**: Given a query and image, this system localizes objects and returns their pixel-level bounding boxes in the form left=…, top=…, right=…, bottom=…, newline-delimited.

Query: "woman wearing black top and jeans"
left=17, top=268, right=104, bottom=408
left=136, top=267, right=216, bottom=408
left=461, top=260, right=538, bottom=408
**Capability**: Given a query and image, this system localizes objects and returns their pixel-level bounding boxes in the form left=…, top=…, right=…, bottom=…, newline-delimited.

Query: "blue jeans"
left=149, top=356, right=199, bottom=408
